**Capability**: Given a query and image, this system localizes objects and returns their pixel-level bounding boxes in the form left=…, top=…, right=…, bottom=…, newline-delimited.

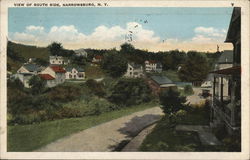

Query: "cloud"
left=192, top=26, right=227, bottom=43
left=9, top=24, right=231, bottom=52
left=10, top=22, right=161, bottom=50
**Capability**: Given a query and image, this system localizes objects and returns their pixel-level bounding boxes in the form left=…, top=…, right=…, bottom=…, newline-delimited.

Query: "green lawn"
left=8, top=102, right=157, bottom=152
left=139, top=106, right=214, bottom=151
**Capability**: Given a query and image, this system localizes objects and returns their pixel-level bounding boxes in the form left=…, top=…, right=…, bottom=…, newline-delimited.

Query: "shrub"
left=86, top=79, right=106, bottom=97
left=108, top=78, right=152, bottom=106
left=159, top=88, right=187, bottom=116
left=183, top=85, right=194, bottom=95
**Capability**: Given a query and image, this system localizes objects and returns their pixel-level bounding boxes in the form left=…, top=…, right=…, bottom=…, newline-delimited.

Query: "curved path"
left=36, top=106, right=163, bottom=152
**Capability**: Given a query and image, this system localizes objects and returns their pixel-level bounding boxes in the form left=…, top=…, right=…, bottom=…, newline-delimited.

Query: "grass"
left=8, top=101, right=157, bottom=152
left=139, top=105, right=214, bottom=152
left=85, top=65, right=106, bottom=79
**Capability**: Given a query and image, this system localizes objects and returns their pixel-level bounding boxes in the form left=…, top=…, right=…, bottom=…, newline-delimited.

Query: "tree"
left=47, top=42, right=64, bottom=56
left=183, top=85, right=194, bottom=95
left=28, top=75, right=46, bottom=94
left=120, top=43, right=135, bottom=54
left=178, top=51, right=210, bottom=82
left=101, top=51, right=128, bottom=78
left=159, top=88, right=186, bottom=116
left=108, top=78, right=152, bottom=106
left=86, top=79, right=106, bottom=97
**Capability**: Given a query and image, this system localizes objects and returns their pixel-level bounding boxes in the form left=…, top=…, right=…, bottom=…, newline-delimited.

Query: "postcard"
left=0, top=0, right=249, bottom=159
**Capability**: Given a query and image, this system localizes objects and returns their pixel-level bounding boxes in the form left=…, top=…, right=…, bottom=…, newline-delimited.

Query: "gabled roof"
left=65, top=66, right=73, bottom=72
left=225, top=7, right=241, bottom=43
left=38, top=74, right=55, bottom=80
left=50, top=65, right=66, bottom=73
left=217, top=50, right=233, bottom=64
left=129, top=62, right=142, bottom=70
left=151, top=75, right=173, bottom=85
left=76, top=67, right=84, bottom=72
left=23, top=63, right=42, bottom=72
left=65, top=66, right=84, bottom=72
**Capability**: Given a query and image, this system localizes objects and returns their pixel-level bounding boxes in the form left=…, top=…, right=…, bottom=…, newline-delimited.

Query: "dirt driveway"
left=36, top=107, right=163, bottom=152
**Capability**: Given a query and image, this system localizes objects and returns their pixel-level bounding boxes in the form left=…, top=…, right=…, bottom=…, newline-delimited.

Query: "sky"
left=8, top=7, right=234, bottom=52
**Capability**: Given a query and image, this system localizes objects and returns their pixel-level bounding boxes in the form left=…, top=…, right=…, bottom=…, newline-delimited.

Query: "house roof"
left=38, top=74, right=55, bottom=80
left=23, top=63, right=42, bottom=72
left=210, top=66, right=241, bottom=75
left=129, top=62, right=142, bottom=69
left=94, top=55, right=103, bottom=59
left=225, top=7, right=241, bottom=43
left=65, top=66, right=84, bottom=72
left=151, top=75, right=173, bottom=85
left=217, top=50, right=233, bottom=64
left=50, top=65, right=66, bottom=73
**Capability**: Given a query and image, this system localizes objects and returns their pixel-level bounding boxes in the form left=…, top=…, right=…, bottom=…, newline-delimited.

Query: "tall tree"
left=47, top=42, right=64, bottom=56
left=178, top=51, right=210, bottom=82
left=101, top=51, right=128, bottom=78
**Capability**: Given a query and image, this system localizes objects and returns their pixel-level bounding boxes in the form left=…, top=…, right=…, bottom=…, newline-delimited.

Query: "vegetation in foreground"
left=8, top=102, right=157, bottom=152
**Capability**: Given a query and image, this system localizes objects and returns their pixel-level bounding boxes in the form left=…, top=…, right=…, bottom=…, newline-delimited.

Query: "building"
left=41, top=65, right=66, bottom=85
left=38, top=74, right=57, bottom=88
left=145, top=60, right=162, bottom=73
left=49, top=56, right=70, bottom=65
left=13, top=73, right=34, bottom=88
left=147, top=75, right=177, bottom=95
left=210, top=7, right=241, bottom=135
left=65, top=67, right=85, bottom=79
left=91, top=55, right=103, bottom=65
left=17, top=63, right=42, bottom=74
left=74, top=49, right=88, bottom=57
left=124, top=63, right=144, bottom=78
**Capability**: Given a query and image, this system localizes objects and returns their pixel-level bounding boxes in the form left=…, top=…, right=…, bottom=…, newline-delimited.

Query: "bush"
left=159, top=88, right=187, bottom=116
left=183, top=85, right=194, bottom=95
left=108, top=78, right=152, bottom=106
left=86, top=79, right=106, bottom=97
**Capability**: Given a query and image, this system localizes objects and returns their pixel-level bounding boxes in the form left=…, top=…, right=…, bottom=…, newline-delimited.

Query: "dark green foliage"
left=34, top=58, right=49, bottom=66
left=183, top=85, right=194, bottom=95
left=101, top=51, right=128, bottom=78
left=159, top=88, right=186, bottom=115
left=86, top=79, right=106, bottom=97
left=47, top=42, right=64, bottom=56
left=108, top=78, right=152, bottom=106
left=70, top=55, right=87, bottom=67
left=178, top=51, right=210, bottom=82
left=28, top=75, right=46, bottom=94
left=47, top=85, right=82, bottom=103
left=7, top=45, right=25, bottom=62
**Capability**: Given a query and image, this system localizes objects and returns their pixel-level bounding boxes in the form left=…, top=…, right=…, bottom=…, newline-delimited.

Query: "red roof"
left=147, top=60, right=157, bottom=64
left=50, top=65, right=66, bottom=73
left=95, top=55, right=103, bottom=59
left=38, top=74, right=55, bottom=80
left=210, top=66, right=241, bottom=75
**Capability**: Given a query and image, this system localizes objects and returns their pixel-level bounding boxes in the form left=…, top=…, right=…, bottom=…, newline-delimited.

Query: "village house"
left=41, top=65, right=66, bottom=85
left=210, top=7, right=241, bottom=135
left=49, top=55, right=70, bottom=65
left=17, top=63, right=42, bottom=74
left=147, top=75, right=177, bottom=95
left=38, top=73, right=57, bottom=88
left=65, top=66, right=85, bottom=79
left=15, top=63, right=42, bottom=88
left=91, top=55, right=103, bottom=65
left=74, top=49, right=88, bottom=57
left=124, top=62, right=144, bottom=78
left=145, top=60, right=162, bottom=73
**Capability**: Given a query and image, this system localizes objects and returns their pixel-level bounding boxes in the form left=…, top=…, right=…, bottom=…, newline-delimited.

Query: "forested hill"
left=7, top=41, right=50, bottom=72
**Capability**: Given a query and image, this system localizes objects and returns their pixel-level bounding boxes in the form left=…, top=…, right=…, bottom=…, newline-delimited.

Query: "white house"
left=49, top=56, right=70, bottom=65
left=74, top=49, right=88, bottom=57
left=41, top=65, right=66, bottom=85
left=38, top=74, right=57, bottom=88
left=17, top=63, right=42, bottom=74
left=13, top=73, right=33, bottom=88
left=124, top=63, right=144, bottom=78
left=145, top=60, right=162, bottom=73
left=65, top=67, right=85, bottom=79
